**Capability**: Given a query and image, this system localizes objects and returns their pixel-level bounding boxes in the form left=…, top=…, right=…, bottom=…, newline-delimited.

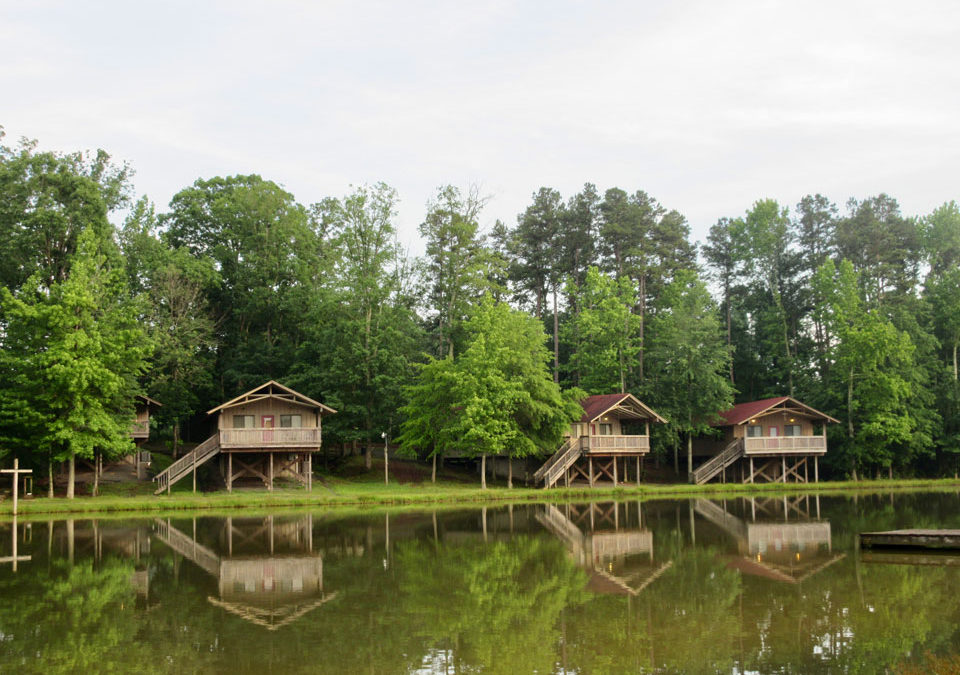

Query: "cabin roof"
left=207, top=380, right=337, bottom=416
left=716, top=396, right=839, bottom=426
left=579, top=393, right=667, bottom=424
left=137, top=394, right=162, bottom=408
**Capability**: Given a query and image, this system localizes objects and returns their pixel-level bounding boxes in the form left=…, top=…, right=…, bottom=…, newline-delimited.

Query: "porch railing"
left=130, top=421, right=149, bottom=438
left=219, top=428, right=322, bottom=448
left=582, top=435, right=650, bottom=453
left=744, top=435, right=826, bottom=454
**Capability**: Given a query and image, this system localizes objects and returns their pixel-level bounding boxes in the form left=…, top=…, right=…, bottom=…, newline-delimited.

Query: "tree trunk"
left=725, top=281, right=734, bottom=384
left=47, top=460, right=54, bottom=498
left=67, top=453, right=75, bottom=499
left=954, top=341, right=958, bottom=381
left=173, top=421, right=181, bottom=458
left=673, top=443, right=678, bottom=475
left=687, top=434, right=693, bottom=480
left=432, top=454, right=437, bottom=483
left=638, top=275, right=645, bottom=381
left=508, top=458, right=513, bottom=489
left=553, top=286, right=559, bottom=384
left=92, top=452, right=99, bottom=497
left=481, top=454, right=487, bottom=489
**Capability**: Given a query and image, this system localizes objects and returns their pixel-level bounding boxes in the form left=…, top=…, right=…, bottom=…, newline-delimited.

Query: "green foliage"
left=643, top=270, right=734, bottom=453
left=564, top=266, right=640, bottom=394
left=399, top=297, right=582, bottom=461
left=0, top=227, right=150, bottom=472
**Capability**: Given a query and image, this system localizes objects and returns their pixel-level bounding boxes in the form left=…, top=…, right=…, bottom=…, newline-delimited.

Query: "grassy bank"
left=3, top=470, right=959, bottom=519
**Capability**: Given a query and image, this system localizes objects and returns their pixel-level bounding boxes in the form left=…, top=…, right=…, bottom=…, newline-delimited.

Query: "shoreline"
left=2, top=477, right=959, bottom=520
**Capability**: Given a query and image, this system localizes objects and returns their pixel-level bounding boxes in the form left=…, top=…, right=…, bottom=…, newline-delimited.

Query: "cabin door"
left=262, top=415, right=274, bottom=442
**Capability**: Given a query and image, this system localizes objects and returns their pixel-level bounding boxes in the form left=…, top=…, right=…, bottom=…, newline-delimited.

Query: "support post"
left=269, top=453, right=274, bottom=491
left=781, top=456, right=787, bottom=483
left=814, top=455, right=819, bottom=482
left=636, top=456, right=641, bottom=486
left=589, top=457, right=594, bottom=488
left=749, top=457, right=754, bottom=484
left=613, top=457, right=618, bottom=485
left=192, top=450, right=197, bottom=493
left=307, top=453, right=313, bottom=491
left=227, top=453, right=233, bottom=493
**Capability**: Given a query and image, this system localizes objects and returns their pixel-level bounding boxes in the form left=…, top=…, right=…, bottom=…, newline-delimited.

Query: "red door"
left=262, top=415, right=274, bottom=442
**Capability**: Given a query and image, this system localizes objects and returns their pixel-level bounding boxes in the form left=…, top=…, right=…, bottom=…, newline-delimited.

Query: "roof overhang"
left=586, top=394, right=667, bottom=424
left=207, top=380, right=337, bottom=416
left=137, top=394, right=162, bottom=408
left=719, top=396, right=839, bottom=426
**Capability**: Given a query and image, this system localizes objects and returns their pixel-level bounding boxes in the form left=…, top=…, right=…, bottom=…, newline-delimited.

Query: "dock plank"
left=860, top=529, right=960, bottom=550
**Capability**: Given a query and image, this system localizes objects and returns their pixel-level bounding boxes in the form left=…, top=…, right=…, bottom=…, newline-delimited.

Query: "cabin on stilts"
left=690, top=396, right=839, bottom=485
left=129, top=395, right=161, bottom=478
left=534, top=393, right=667, bottom=488
left=152, top=381, right=335, bottom=494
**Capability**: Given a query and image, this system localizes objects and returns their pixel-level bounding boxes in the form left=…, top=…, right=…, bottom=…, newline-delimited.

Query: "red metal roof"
left=579, top=394, right=630, bottom=423
left=716, top=396, right=839, bottom=426
left=717, top=397, right=789, bottom=426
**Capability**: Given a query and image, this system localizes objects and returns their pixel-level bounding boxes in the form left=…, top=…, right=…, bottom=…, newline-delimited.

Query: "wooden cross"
left=0, top=516, right=31, bottom=572
left=2, top=458, right=32, bottom=516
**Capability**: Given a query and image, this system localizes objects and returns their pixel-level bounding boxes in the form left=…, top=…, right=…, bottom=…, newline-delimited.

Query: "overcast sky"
left=3, top=0, right=959, bottom=251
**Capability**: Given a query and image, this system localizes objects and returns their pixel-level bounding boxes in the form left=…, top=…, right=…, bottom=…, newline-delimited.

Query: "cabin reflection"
left=693, top=497, right=844, bottom=583
left=537, top=502, right=671, bottom=596
left=152, top=514, right=335, bottom=630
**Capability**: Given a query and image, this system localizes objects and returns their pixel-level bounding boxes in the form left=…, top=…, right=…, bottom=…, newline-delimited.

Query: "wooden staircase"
left=153, top=433, right=221, bottom=494
left=534, top=438, right=582, bottom=488
left=689, top=439, right=744, bottom=485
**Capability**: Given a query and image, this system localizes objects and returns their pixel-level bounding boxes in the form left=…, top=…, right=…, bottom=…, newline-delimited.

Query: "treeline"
left=1, top=131, right=958, bottom=492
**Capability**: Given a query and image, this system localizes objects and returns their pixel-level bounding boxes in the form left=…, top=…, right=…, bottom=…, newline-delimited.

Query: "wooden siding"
left=218, top=399, right=321, bottom=430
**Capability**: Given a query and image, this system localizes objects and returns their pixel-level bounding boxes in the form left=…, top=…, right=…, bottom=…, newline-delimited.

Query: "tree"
left=565, top=267, right=640, bottom=395
left=813, top=259, right=917, bottom=478
left=419, top=185, right=493, bottom=358
left=642, top=270, right=734, bottom=474
left=0, top=227, right=150, bottom=497
left=399, top=297, right=581, bottom=487
left=294, top=183, right=421, bottom=470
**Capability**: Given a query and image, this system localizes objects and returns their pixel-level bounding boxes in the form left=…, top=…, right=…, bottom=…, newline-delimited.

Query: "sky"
left=2, top=0, right=959, bottom=252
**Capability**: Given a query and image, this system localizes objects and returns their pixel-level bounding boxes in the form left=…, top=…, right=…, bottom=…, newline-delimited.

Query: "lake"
left=1, top=491, right=959, bottom=673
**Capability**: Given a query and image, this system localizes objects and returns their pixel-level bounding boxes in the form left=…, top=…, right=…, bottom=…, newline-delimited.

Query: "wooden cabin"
left=535, top=393, right=667, bottom=488
left=153, top=381, right=335, bottom=494
left=208, top=381, right=336, bottom=491
left=690, top=396, right=839, bottom=484
left=131, top=395, right=161, bottom=444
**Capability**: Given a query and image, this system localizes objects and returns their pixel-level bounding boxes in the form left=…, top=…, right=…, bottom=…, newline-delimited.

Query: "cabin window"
left=746, top=425, right=763, bottom=438
left=599, top=423, right=613, bottom=435
left=785, top=424, right=802, bottom=437
left=280, top=414, right=302, bottom=428
left=233, top=415, right=255, bottom=429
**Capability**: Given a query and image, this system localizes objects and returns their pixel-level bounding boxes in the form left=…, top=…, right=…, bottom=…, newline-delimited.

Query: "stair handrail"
left=533, top=438, right=573, bottom=482
left=153, top=433, right=220, bottom=492
left=542, top=439, right=583, bottom=488
left=690, top=439, right=743, bottom=484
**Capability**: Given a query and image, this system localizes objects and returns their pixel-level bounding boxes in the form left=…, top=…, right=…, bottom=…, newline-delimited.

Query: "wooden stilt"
left=781, top=456, right=787, bottom=483
left=227, top=454, right=233, bottom=493
left=814, top=455, right=819, bottom=482
left=589, top=457, right=594, bottom=487
left=613, top=457, right=618, bottom=485
left=749, top=457, right=754, bottom=484
left=636, top=456, right=641, bottom=486
left=269, top=453, right=274, bottom=491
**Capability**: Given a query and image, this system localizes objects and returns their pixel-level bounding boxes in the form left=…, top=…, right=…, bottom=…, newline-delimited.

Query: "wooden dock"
left=860, top=529, right=960, bottom=550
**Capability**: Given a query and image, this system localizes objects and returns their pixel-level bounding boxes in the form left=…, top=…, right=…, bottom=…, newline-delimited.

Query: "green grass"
left=3, top=457, right=959, bottom=520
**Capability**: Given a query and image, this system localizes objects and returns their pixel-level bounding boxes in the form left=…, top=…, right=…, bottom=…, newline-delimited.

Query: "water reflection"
left=155, top=515, right=335, bottom=630
left=537, top=502, right=672, bottom=596
left=2, top=493, right=960, bottom=674
left=693, top=497, right=845, bottom=584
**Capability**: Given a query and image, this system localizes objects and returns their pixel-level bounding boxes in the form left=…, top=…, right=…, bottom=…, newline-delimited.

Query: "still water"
left=1, top=492, right=959, bottom=673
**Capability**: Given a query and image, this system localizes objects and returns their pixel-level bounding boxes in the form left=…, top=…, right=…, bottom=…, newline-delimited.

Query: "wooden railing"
left=582, top=435, right=650, bottom=453
left=130, top=421, right=149, bottom=438
left=219, top=428, right=322, bottom=448
left=690, top=439, right=744, bottom=484
left=535, top=439, right=583, bottom=488
left=744, top=435, right=826, bottom=455
left=153, top=434, right=221, bottom=494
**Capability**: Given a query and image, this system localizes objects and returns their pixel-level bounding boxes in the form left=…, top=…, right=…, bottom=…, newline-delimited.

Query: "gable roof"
left=136, top=394, right=162, bottom=408
left=207, top=380, right=337, bottom=416
left=716, top=396, right=839, bottom=426
left=579, top=393, right=667, bottom=424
